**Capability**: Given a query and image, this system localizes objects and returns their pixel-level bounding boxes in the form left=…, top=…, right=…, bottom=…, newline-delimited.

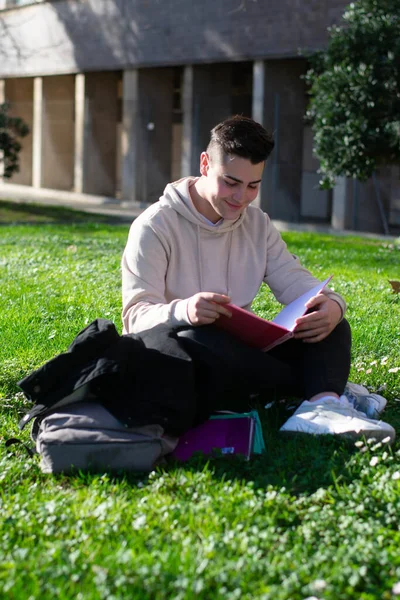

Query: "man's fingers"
left=295, top=326, right=326, bottom=338
left=191, top=301, right=231, bottom=323
left=295, top=326, right=328, bottom=342
left=187, top=292, right=232, bottom=325
left=295, top=313, right=325, bottom=330
left=199, top=294, right=232, bottom=317
left=206, top=293, right=231, bottom=304
left=213, top=303, right=232, bottom=318
left=305, top=293, right=327, bottom=309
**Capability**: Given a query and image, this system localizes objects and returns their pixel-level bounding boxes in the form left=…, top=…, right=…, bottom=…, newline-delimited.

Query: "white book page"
left=271, top=276, right=333, bottom=331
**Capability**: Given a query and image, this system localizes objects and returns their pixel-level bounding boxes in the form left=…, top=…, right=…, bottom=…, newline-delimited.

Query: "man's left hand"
left=292, top=294, right=342, bottom=343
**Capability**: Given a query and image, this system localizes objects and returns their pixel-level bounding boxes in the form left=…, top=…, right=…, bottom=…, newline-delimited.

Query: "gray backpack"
left=8, top=394, right=178, bottom=474
left=34, top=402, right=178, bottom=474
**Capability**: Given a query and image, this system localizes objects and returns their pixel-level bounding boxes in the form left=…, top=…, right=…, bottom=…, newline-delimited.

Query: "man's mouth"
left=225, top=200, right=242, bottom=209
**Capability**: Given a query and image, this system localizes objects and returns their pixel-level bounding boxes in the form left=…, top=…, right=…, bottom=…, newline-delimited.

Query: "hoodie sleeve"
left=263, top=216, right=346, bottom=317
left=121, top=218, right=191, bottom=334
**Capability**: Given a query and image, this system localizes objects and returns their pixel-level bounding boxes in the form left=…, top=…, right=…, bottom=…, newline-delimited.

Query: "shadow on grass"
left=163, top=403, right=359, bottom=496
left=101, top=403, right=365, bottom=496
left=0, top=200, right=130, bottom=225
left=3, top=398, right=359, bottom=497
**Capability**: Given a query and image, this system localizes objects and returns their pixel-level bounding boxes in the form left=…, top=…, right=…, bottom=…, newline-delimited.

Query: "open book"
left=216, top=276, right=333, bottom=352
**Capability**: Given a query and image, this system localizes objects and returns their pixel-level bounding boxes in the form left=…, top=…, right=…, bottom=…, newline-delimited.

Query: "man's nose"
left=232, top=187, right=245, bottom=203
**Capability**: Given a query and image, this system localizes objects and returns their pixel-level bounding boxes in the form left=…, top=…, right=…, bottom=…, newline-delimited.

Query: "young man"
left=122, top=115, right=394, bottom=442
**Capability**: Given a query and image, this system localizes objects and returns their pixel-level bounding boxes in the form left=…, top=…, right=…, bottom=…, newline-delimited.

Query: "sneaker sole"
left=280, top=427, right=395, bottom=445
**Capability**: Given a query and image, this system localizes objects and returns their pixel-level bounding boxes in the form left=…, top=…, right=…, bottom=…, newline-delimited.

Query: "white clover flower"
left=369, top=456, right=379, bottom=467
left=392, top=472, right=400, bottom=480
left=371, top=442, right=382, bottom=451
left=392, top=582, right=400, bottom=595
left=311, top=579, right=327, bottom=591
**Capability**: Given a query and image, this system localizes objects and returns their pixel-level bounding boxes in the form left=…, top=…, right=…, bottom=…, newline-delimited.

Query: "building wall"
left=0, top=1, right=398, bottom=234
left=0, top=0, right=349, bottom=77
left=4, top=77, right=33, bottom=185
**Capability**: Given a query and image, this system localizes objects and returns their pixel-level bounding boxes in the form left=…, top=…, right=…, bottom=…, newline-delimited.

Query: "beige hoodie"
left=121, top=177, right=346, bottom=334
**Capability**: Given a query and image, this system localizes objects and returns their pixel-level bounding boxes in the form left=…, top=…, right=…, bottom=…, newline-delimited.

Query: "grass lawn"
left=1, top=201, right=400, bottom=599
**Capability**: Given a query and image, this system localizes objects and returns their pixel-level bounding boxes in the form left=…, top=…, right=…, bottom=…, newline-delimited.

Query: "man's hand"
left=293, top=294, right=342, bottom=343
left=187, top=292, right=232, bottom=326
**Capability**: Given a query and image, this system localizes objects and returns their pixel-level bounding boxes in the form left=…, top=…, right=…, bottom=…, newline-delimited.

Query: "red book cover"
left=216, top=276, right=333, bottom=352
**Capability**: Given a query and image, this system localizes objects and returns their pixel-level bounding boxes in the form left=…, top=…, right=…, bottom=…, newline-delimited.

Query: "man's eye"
left=249, top=185, right=258, bottom=190
left=224, top=180, right=236, bottom=187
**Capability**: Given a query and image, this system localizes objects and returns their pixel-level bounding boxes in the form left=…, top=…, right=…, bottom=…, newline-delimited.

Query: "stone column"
left=252, top=60, right=265, bottom=125
left=32, top=76, right=43, bottom=189
left=181, top=66, right=194, bottom=178
left=121, top=69, right=139, bottom=202
left=331, top=176, right=350, bottom=230
left=0, top=80, right=4, bottom=179
left=332, top=176, right=347, bottom=230
left=74, top=73, right=86, bottom=194
left=251, top=60, right=266, bottom=208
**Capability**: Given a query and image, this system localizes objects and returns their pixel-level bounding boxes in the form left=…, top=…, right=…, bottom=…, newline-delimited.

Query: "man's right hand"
left=187, top=292, right=232, bottom=326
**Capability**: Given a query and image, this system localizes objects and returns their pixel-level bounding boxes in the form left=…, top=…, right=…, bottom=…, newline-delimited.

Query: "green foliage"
left=0, top=102, right=29, bottom=178
left=0, top=210, right=400, bottom=599
left=306, top=0, right=400, bottom=188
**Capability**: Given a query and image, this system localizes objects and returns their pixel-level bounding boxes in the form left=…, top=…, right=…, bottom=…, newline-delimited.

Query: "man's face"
left=199, top=152, right=264, bottom=222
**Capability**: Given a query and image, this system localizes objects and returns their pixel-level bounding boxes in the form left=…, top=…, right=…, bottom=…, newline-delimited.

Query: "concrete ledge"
left=272, top=219, right=399, bottom=241
left=0, top=182, right=146, bottom=220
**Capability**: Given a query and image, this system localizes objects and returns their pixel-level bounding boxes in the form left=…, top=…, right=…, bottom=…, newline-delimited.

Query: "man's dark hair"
left=207, top=115, right=275, bottom=165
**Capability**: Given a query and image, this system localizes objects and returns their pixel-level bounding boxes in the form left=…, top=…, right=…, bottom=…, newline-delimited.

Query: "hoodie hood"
left=159, top=177, right=247, bottom=232
left=159, top=177, right=241, bottom=298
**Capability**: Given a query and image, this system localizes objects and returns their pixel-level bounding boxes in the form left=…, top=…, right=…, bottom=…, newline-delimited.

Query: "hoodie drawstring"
left=196, top=225, right=204, bottom=292
left=226, top=231, right=233, bottom=297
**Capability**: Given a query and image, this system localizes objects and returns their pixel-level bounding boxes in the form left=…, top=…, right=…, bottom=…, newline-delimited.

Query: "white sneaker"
left=279, top=397, right=395, bottom=443
left=344, top=382, right=387, bottom=419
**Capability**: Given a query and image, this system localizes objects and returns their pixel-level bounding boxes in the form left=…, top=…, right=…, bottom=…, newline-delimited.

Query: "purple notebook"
left=172, top=416, right=255, bottom=462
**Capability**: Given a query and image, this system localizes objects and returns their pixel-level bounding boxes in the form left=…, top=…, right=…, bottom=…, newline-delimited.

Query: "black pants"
left=177, top=319, right=351, bottom=414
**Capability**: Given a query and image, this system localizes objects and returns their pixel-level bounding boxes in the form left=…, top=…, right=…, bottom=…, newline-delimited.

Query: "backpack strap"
left=5, top=438, right=37, bottom=458
left=18, top=383, right=92, bottom=430
left=18, top=404, right=47, bottom=430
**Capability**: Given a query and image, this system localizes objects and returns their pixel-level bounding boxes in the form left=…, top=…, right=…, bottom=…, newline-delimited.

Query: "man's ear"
left=199, top=152, right=210, bottom=176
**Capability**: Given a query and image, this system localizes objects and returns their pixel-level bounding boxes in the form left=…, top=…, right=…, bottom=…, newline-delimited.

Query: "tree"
left=0, top=102, right=29, bottom=178
left=305, top=0, right=400, bottom=188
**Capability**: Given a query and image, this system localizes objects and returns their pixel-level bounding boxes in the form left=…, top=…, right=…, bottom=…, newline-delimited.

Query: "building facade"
left=0, top=0, right=399, bottom=233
